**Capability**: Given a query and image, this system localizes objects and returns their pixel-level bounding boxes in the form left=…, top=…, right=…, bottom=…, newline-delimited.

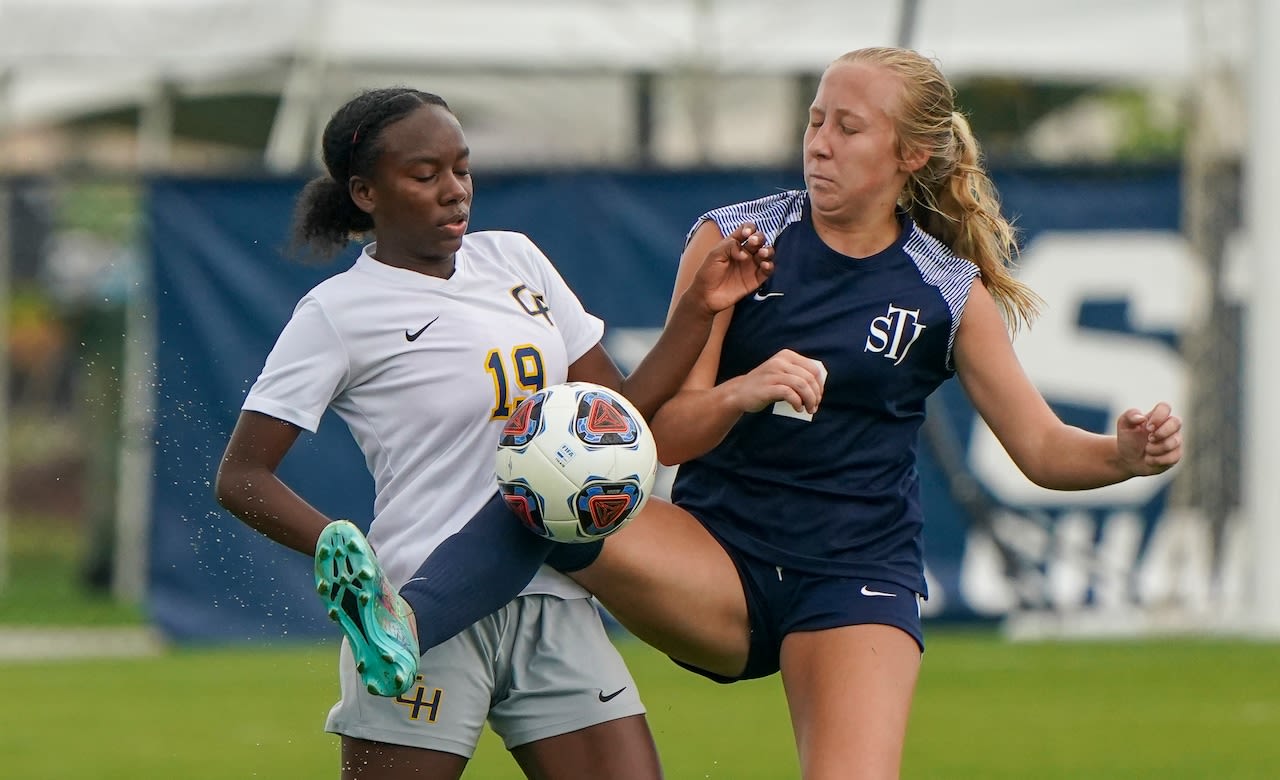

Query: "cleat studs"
left=356, top=660, right=366, bottom=673
left=358, top=592, right=371, bottom=605
left=381, top=651, right=393, bottom=663
left=327, top=607, right=339, bottom=620
left=367, top=682, right=379, bottom=695
left=393, top=674, right=406, bottom=690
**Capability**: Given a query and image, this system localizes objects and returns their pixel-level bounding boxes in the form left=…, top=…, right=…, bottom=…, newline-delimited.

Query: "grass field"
left=4, top=520, right=1279, bottom=777
left=2, top=632, right=1278, bottom=778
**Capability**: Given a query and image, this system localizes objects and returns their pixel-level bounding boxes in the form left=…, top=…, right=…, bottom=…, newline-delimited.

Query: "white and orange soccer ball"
left=495, top=382, right=658, bottom=543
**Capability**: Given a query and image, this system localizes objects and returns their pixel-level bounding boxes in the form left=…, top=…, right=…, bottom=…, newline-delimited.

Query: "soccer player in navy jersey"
left=214, top=87, right=774, bottom=780
left=305, top=48, right=1183, bottom=780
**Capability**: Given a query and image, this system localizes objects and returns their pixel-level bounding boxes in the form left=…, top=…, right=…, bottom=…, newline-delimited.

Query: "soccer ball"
left=495, top=382, right=658, bottom=543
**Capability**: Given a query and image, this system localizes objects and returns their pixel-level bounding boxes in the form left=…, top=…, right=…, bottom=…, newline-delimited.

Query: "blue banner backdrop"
left=147, top=166, right=1182, bottom=642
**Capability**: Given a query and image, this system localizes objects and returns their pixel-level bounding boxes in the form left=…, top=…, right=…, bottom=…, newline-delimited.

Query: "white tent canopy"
left=0, top=0, right=1252, bottom=169
left=0, top=0, right=1250, bottom=80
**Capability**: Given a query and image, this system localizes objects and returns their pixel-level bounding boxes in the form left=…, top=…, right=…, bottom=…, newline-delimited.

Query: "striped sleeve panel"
left=903, top=225, right=981, bottom=370
left=685, top=190, right=806, bottom=248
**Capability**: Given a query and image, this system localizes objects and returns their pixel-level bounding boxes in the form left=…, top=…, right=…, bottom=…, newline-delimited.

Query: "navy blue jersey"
left=670, top=190, right=979, bottom=595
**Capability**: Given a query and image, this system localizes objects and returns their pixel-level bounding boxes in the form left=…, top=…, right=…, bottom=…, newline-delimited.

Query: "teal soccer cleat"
left=315, top=520, right=420, bottom=697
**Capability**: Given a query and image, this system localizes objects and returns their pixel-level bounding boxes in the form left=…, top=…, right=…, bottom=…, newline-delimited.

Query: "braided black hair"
left=291, top=87, right=451, bottom=259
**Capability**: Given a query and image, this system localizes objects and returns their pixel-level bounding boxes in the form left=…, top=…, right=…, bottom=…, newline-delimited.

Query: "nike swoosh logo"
left=860, top=585, right=897, bottom=598
left=752, top=291, right=785, bottom=301
left=405, top=316, right=440, bottom=341
left=597, top=687, right=627, bottom=703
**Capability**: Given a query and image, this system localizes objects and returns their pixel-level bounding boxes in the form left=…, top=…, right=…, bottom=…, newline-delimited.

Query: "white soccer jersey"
left=243, top=231, right=603, bottom=597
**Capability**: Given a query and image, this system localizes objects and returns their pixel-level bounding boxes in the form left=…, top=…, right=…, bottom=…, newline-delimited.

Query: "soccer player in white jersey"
left=213, top=87, right=774, bottom=779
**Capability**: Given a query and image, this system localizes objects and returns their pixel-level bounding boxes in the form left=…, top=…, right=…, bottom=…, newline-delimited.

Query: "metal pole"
left=0, top=182, right=9, bottom=593
left=112, top=251, right=155, bottom=605
left=137, top=81, right=176, bottom=170
left=265, top=0, right=330, bottom=172
left=632, top=71, right=656, bottom=169
left=1244, top=0, right=1280, bottom=634
left=896, top=0, right=921, bottom=48
left=0, top=69, right=10, bottom=591
left=1175, top=0, right=1245, bottom=617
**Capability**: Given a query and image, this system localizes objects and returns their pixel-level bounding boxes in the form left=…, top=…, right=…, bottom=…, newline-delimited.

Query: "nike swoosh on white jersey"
left=860, top=585, right=897, bottom=597
left=752, top=291, right=785, bottom=301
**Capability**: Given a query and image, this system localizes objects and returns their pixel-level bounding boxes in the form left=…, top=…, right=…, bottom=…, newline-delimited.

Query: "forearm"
left=619, top=292, right=716, bottom=419
left=1022, top=426, right=1135, bottom=490
left=215, top=467, right=332, bottom=555
left=649, top=379, right=747, bottom=465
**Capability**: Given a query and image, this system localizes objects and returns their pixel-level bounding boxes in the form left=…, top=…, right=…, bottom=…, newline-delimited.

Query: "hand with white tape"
left=722, top=349, right=826, bottom=419
left=772, top=358, right=827, bottom=421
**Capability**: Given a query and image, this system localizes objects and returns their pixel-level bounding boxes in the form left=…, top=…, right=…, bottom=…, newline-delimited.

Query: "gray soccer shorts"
left=324, top=594, right=645, bottom=757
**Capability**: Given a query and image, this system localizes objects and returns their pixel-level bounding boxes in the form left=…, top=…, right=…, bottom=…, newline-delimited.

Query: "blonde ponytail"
left=837, top=48, right=1043, bottom=333
left=906, top=112, right=1042, bottom=332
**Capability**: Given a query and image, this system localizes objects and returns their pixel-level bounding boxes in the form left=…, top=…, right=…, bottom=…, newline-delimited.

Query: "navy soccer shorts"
left=673, top=529, right=925, bottom=683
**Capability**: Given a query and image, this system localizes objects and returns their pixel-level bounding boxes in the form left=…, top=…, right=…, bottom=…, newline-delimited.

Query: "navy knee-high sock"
left=396, top=493, right=604, bottom=653
left=398, top=493, right=552, bottom=652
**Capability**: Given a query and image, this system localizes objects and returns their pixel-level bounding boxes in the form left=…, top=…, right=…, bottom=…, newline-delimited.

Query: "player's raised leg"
left=569, top=497, right=752, bottom=677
